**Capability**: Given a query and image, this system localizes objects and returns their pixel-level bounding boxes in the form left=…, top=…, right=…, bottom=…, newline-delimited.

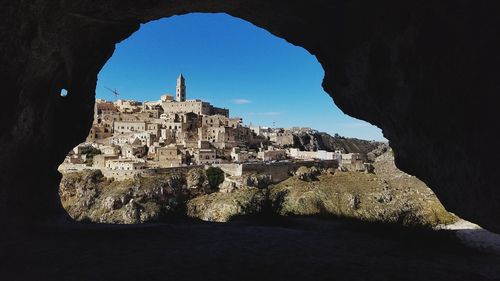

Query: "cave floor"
left=1, top=217, right=500, bottom=281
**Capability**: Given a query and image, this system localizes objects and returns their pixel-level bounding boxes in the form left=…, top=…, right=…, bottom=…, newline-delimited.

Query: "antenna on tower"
left=104, top=86, right=120, bottom=100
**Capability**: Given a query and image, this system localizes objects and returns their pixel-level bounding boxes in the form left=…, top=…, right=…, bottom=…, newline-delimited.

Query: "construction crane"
left=104, top=86, right=120, bottom=100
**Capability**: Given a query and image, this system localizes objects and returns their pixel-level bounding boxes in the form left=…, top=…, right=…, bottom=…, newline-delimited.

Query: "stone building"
left=270, top=130, right=294, bottom=146
left=106, top=159, right=146, bottom=170
left=86, top=125, right=112, bottom=142
left=72, top=74, right=328, bottom=172
left=154, top=145, right=184, bottom=167
left=288, top=148, right=334, bottom=160
left=161, top=75, right=229, bottom=117
left=316, top=150, right=335, bottom=160
left=193, top=148, right=219, bottom=164
left=110, top=133, right=133, bottom=146
left=113, top=121, right=147, bottom=134
left=119, top=143, right=147, bottom=159
left=146, top=122, right=160, bottom=132
left=113, top=99, right=142, bottom=113
left=101, top=145, right=120, bottom=156
left=176, top=73, right=186, bottom=102
left=231, top=147, right=254, bottom=163
left=92, top=154, right=119, bottom=168
left=250, top=125, right=264, bottom=136
left=228, top=117, right=243, bottom=128
left=202, top=114, right=229, bottom=127
left=66, top=155, right=85, bottom=165
left=128, top=132, right=157, bottom=147
left=340, top=153, right=365, bottom=171
left=257, top=147, right=287, bottom=161
left=159, top=129, right=177, bottom=145
left=162, top=99, right=228, bottom=117
left=94, top=99, right=118, bottom=125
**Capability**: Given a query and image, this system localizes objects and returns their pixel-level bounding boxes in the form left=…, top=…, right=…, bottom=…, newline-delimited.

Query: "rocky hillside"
left=59, top=168, right=212, bottom=224
left=186, top=188, right=267, bottom=222
left=60, top=149, right=456, bottom=227
left=188, top=150, right=457, bottom=227
left=292, top=131, right=383, bottom=155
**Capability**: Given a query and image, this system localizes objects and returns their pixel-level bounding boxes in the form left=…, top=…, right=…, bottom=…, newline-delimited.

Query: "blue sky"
left=96, top=13, right=385, bottom=141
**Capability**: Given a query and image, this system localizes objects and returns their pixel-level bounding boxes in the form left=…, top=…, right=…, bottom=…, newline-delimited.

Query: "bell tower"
left=176, top=73, right=186, bottom=102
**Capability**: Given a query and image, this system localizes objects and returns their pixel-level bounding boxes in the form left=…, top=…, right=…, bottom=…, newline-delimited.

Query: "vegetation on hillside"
left=60, top=150, right=456, bottom=228
left=80, top=146, right=102, bottom=166
left=206, top=167, right=224, bottom=190
left=269, top=172, right=456, bottom=227
left=60, top=170, right=207, bottom=224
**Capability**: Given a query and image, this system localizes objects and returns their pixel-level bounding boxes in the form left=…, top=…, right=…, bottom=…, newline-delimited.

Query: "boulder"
left=123, top=199, right=144, bottom=224
left=186, top=189, right=267, bottom=222
left=187, top=168, right=206, bottom=189
left=245, top=174, right=273, bottom=189
left=295, top=166, right=321, bottom=181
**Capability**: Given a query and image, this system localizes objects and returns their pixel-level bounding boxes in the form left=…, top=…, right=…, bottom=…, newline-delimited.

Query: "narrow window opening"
left=60, top=89, right=68, bottom=97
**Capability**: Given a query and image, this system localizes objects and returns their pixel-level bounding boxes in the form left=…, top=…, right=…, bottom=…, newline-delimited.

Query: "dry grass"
left=270, top=171, right=457, bottom=227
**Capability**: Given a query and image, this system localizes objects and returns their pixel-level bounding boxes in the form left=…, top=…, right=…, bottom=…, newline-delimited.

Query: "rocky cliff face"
left=1, top=1, right=499, bottom=232
left=59, top=169, right=211, bottom=224
left=270, top=150, right=456, bottom=226
left=292, top=132, right=382, bottom=154
left=60, top=150, right=454, bottom=226
left=186, top=188, right=267, bottom=222
left=187, top=151, right=456, bottom=226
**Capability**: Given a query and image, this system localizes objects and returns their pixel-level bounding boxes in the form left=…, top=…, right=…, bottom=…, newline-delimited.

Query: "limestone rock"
left=325, top=168, right=337, bottom=175
left=59, top=171, right=198, bottom=224
left=103, top=196, right=122, bottom=211
left=123, top=199, right=143, bottom=224
left=346, top=194, right=361, bottom=210
left=270, top=153, right=457, bottom=227
left=187, top=168, right=206, bottom=189
left=366, top=144, right=389, bottom=163
left=292, top=131, right=381, bottom=154
left=186, top=189, right=267, bottom=222
left=219, top=180, right=237, bottom=193
left=59, top=170, right=103, bottom=220
left=295, top=166, right=321, bottom=181
left=245, top=174, right=272, bottom=189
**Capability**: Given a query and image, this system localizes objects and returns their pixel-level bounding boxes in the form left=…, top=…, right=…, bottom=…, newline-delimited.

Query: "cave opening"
left=3, top=3, right=500, bottom=279
left=56, top=13, right=459, bottom=229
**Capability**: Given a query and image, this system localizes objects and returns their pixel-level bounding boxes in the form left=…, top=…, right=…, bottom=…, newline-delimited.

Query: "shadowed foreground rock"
left=2, top=219, right=500, bottom=281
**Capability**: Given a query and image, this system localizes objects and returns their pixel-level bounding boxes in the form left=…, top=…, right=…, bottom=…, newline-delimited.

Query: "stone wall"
left=212, top=163, right=243, bottom=177
left=100, top=165, right=204, bottom=180
left=101, top=169, right=143, bottom=181
left=214, top=160, right=337, bottom=183
left=142, top=165, right=204, bottom=177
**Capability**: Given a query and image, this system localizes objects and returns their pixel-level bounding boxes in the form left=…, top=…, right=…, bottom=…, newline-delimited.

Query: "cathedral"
left=160, top=74, right=229, bottom=117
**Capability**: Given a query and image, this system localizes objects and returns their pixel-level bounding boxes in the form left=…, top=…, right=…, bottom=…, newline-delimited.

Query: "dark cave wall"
left=0, top=1, right=499, bottom=231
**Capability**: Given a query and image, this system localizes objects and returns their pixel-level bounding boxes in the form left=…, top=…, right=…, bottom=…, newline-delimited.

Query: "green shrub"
left=206, top=167, right=225, bottom=190
left=80, top=146, right=102, bottom=166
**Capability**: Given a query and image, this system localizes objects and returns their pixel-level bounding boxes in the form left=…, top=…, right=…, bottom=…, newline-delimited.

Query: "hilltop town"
left=57, top=75, right=455, bottom=229
left=59, top=74, right=373, bottom=179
